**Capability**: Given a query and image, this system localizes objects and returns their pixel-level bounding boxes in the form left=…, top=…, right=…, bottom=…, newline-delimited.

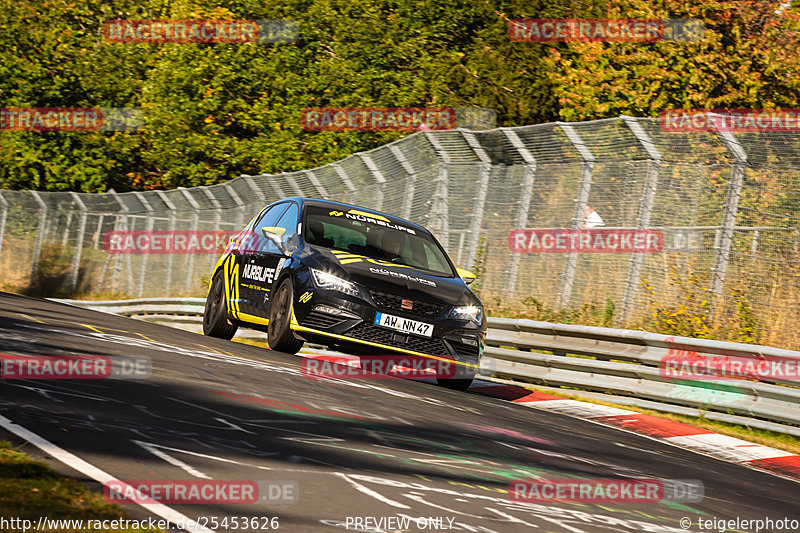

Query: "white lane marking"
left=213, top=417, right=256, bottom=434
left=0, top=414, right=216, bottom=533
left=335, top=473, right=410, bottom=509
left=664, top=433, right=796, bottom=462
left=133, top=440, right=211, bottom=479
left=129, top=441, right=317, bottom=473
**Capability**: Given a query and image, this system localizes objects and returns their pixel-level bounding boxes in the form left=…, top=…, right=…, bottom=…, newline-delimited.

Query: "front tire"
left=436, top=377, right=474, bottom=391
left=267, top=277, right=304, bottom=354
left=203, top=271, right=238, bottom=340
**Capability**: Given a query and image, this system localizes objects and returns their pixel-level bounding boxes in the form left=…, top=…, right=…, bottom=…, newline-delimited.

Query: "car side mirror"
left=457, top=268, right=476, bottom=285
left=260, top=226, right=289, bottom=254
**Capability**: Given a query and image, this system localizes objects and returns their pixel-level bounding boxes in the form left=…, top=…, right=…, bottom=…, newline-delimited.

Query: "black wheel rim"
left=205, top=278, right=222, bottom=327
left=273, top=284, right=291, bottom=334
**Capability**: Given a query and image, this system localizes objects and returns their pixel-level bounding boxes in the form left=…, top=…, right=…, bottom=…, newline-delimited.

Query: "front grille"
left=301, top=311, right=348, bottom=330
left=369, top=290, right=445, bottom=318
left=450, top=341, right=480, bottom=359
left=346, top=323, right=448, bottom=355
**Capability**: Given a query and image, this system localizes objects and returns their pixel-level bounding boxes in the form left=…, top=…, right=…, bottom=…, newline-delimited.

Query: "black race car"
left=203, top=197, right=485, bottom=389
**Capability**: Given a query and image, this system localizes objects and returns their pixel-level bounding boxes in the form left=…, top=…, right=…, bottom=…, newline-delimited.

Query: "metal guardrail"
left=51, top=298, right=800, bottom=436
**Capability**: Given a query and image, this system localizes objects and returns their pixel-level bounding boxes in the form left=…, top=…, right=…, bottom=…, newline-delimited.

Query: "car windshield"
left=303, top=206, right=455, bottom=277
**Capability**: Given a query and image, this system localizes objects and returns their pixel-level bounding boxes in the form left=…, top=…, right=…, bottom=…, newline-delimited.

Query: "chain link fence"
left=2, top=115, right=800, bottom=346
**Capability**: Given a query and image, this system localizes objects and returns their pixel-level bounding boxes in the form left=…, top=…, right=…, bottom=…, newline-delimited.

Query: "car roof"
left=277, top=197, right=430, bottom=233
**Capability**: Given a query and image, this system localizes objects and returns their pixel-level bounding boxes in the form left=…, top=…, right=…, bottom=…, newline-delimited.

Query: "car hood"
left=304, top=247, right=476, bottom=306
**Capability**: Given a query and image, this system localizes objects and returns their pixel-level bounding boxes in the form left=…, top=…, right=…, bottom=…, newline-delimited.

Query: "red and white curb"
left=469, top=381, right=800, bottom=483
left=295, top=351, right=800, bottom=483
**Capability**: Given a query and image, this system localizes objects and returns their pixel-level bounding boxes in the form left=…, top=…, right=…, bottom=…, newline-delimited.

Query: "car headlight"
left=448, top=305, right=483, bottom=323
left=310, top=269, right=359, bottom=297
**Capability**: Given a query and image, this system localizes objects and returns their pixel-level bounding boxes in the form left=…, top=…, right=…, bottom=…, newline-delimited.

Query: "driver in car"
left=381, top=232, right=404, bottom=261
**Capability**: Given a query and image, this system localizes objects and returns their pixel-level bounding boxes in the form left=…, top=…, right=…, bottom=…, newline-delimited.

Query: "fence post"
left=461, top=130, right=492, bottom=269
left=389, top=145, right=417, bottom=220
left=199, top=186, right=224, bottom=285
left=331, top=163, right=357, bottom=204
left=0, top=191, right=7, bottom=256
left=29, top=192, right=47, bottom=289
left=156, top=191, right=177, bottom=297
left=621, top=117, right=662, bottom=323
left=109, top=193, right=131, bottom=295
left=283, top=173, right=305, bottom=197
left=226, top=179, right=249, bottom=228
left=558, top=123, right=596, bottom=308
left=304, top=170, right=329, bottom=200
left=359, top=154, right=386, bottom=212
left=502, top=128, right=538, bottom=299
left=711, top=123, right=748, bottom=298
left=423, top=132, right=451, bottom=251
left=243, top=175, right=268, bottom=203
left=66, top=192, right=88, bottom=293
left=135, top=194, right=155, bottom=297
left=60, top=211, right=73, bottom=246
left=178, top=188, right=203, bottom=294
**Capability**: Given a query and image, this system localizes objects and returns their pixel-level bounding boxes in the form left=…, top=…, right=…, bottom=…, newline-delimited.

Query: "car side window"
left=248, top=203, right=288, bottom=253
left=275, top=203, right=300, bottom=244
left=253, top=203, right=288, bottom=230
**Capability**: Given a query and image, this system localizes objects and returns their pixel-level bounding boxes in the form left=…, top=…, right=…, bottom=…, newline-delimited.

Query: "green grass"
left=0, top=441, right=160, bottom=532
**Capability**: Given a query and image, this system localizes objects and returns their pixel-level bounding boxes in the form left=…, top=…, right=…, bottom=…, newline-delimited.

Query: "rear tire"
left=267, top=277, right=304, bottom=355
left=203, top=271, right=238, bottom=340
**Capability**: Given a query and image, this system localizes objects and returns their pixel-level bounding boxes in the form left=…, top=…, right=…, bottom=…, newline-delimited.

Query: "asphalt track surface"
left=1, top=291, right=799, bottom=533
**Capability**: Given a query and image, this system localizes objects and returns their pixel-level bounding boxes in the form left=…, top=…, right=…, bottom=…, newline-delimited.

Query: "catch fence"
left=2, top=115, right=800, bottom=346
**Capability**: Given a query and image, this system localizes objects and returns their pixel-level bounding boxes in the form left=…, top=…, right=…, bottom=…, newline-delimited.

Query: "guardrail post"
left=359, top=154, right=386, bottom=212
left=711, top=122, right=748, bottom=298
left=502, top=128, right=538, bottom=299
left=29, top=192, right=47, bottom=289
left=389, top=145, right=418, bottom=220
left=558, top=124, right=596, bottom=308
left=135, top=194, right=156, bottom=297
left=621, top=117, right=662, bottom=323
left=331, top=164, right=357, bottom=204
left=156, top=191, right=177, bottom=297
left=423, top=132, right=451, bottom=251
left=0, top=191, right=7, bottom=256
left=66, top=192, right=88, bottom=293
left=461, top=131, right=492, bottom=269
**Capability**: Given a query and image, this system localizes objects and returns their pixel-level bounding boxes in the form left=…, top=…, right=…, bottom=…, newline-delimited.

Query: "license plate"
left=374, top=312, right=433, bottom=338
